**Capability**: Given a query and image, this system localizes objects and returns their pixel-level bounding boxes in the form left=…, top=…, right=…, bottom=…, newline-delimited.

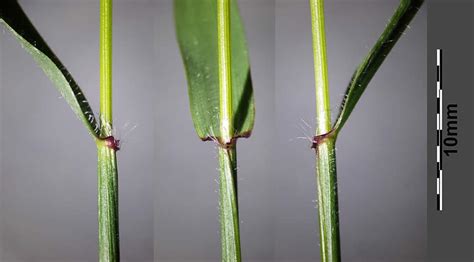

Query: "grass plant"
left=1, top=0, right=120, bottom=260
left=309, top=1, right=424, bottom=261
left=175, top=0, right=254, bottom=260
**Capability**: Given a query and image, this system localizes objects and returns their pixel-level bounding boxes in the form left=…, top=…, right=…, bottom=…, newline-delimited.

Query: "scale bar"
left=436, top=49, right=443, bottom=211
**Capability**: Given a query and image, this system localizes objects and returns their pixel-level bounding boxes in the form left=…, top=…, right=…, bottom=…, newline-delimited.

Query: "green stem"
left=218, top=147, right=241, bottom=262
left=310, top=0, right=331, bottom=135
left=98, top=0, right=119, bottom=261
left=310, top=0, right=341, bottom=261
left=100, top=0, right=113, bottom=125
left=217, top=0, right=241, bottom=261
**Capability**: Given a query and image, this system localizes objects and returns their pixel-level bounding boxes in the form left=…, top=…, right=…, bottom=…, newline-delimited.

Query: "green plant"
left=174, top=0, right=254, bottom=261
left=0, top=0, right=120, bottom=260
left=309, top=0, right=423, bottom=261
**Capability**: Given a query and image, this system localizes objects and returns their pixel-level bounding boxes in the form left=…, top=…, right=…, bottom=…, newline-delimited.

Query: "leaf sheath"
left=97, top=145, right=120, bottom=262
left=98, top=0, right=119, bottom=261
left=218, top=147, right=241, bottom=262
left=315, top=138, right=340, bottom=262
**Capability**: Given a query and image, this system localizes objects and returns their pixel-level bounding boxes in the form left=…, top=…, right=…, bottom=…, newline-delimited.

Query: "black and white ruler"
left=436, top=48, right=442, bottom=211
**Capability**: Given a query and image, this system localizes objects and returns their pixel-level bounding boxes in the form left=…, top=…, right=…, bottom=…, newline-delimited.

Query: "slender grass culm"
left=97, top=0, right=120, bottom=261
left=0, top=0, right=120, bottom=260
left=310, top=0, right=340, bottom=260
left=216, top=0, right=241, bottom=260
left=175, top=0, right=255, bottom=261
left=309, top=0, right=423, bottom=261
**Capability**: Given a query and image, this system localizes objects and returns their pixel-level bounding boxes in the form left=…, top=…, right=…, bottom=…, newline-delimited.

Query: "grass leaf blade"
left=174, top=0, right=254, bottom=142
left=332, top=0, right=424, bottom=135
left=0, top=0, right=100, bottom=138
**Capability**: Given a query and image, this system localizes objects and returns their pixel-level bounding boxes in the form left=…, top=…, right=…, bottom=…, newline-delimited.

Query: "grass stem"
left=100, top=0, right=113, bottom=126
left=217, top=0, right=241, bottom=261
left=98, top=0, right=119, bottom=261
left=310, top=0, right=341, bottom=261
left=310, top=0, right=331, bottom=135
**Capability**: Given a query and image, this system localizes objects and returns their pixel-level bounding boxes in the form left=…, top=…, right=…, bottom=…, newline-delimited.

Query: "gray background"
left=0, top=0, right=426, bottom=261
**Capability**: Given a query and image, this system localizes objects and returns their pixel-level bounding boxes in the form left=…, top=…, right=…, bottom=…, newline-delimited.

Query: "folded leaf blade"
left=174, top=0, right=254, bottom=141
left=0, top=0, right=100, bottom=138
left=332, top=0, right=424, bottom=136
